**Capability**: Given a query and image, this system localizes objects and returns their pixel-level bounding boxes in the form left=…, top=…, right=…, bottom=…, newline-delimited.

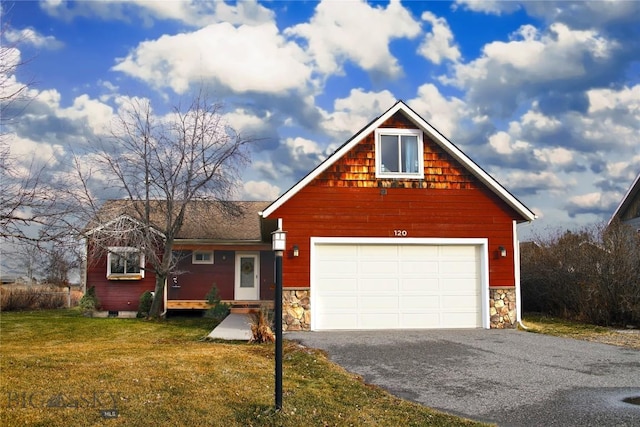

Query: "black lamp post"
left=271, top=226, right=286, bottom=411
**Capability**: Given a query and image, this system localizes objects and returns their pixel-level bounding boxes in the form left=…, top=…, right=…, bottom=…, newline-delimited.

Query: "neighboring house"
left=609, top=171, right=640, bottom=232
left=261, top=101, right=535, bottom=330
left=86, top=101, right=535, bottom=330
left=85, top=200, right=276, bottom=315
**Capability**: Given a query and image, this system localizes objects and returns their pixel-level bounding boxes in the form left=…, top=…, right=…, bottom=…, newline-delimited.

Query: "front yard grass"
left=522, top=314, right=640, bottom=350
left=0, top=310, right=485, bottom=426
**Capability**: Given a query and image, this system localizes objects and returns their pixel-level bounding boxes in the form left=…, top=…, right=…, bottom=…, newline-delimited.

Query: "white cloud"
left=453, top=0, right=521, bottom=15
left=320, top=88, right=397, bottom=137
left=533, top=147, right=573, bottom=166
left=7, top=134, right=64, bottom=172
left=566, top=191, right=621, bottom=215
left=418, top=12, right=461, bottom=64
left=4, top=27, right=63, bottom=50
left=285, top=0, right=421, bottom=78
left=408, top=83, right=468, bottom=138
left=241, top=180, right=281, bottom=201
left=488, top=131, right=530, bottom=155
left=113, top=22, right=312, bottom=95
left=40, top=0, right=274, bottom=27
left=587, top=85, right=640, bottom=114
left=443, top=23, right=619, bottom=116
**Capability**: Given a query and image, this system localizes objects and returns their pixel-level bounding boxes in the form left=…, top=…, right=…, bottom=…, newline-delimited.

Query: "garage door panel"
left=402, top=260, right=439, bottom=275
left=317, top=260, right=358, bottom=277
left=315, top=279, right=358, bottom=292
left=359, top=245, right=398, bottom=258
left=360, top=295, right=399, bottom=311
left=360, top=260, right=399, bottom=275
left=359, top=278, right=399, bottom=292
left=400, top=295, right=440, bottom=310
left=442, top=295, right=479, bottom=310
left=401, top=245, right=439, bottom=258
left=313, top=243, right=483, bottom=330
left=316, top=295, right=358, bottom=309
left=400, top=278, right=440, bottom=291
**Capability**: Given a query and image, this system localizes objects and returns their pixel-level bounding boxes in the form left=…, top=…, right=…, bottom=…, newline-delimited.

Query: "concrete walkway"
left=207, top=313, right=253, bottom=340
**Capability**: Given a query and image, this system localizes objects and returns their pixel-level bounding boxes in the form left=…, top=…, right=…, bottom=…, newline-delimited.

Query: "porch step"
left=230, top=307, right=260, bottom=314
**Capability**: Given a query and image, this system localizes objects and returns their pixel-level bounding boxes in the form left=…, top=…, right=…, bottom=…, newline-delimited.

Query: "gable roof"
left=261, top=100, right=536, bottom=222
left=88, top=200, right=271, bottom=242
left=609, top=171, right=640, bottom=225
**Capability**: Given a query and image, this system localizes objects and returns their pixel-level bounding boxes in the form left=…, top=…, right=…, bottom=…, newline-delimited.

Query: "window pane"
left=401, top=136, right=419, bottom=173
left=380, top=135, right=399, bottom=172
left=125, top=253, right=141, bottom=274
left=239, top=257, right=254, bottom=288
left=110, top=254, right=125, bottom=274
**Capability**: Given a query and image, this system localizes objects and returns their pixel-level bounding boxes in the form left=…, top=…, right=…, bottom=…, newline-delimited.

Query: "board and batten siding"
left=273, top=112, right=523, bottom=290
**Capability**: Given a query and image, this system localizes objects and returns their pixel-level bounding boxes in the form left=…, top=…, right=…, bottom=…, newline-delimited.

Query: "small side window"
left=192, top=251, right=214, bottom=264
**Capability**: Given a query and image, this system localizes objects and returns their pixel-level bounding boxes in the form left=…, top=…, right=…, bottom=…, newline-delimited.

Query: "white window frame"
left=375, top=128, right=424, bottom=179
left=107, top=247, right=145, bottom=280
left=192, top=250, right=214, bottom=265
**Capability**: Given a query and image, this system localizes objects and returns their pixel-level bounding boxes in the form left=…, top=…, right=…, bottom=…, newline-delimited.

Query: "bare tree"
left=73, top=91, right=251, bottom=317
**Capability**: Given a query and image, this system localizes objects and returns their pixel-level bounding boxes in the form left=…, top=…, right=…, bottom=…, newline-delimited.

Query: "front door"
left=234, top=253, right=260, bottom=300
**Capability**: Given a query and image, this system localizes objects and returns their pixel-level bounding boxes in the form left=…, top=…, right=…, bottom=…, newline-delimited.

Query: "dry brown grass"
left=522, top=314, right=640, bottom=350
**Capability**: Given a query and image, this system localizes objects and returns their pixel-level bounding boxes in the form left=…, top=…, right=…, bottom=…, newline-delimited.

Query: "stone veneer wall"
left=489, top=287, right=517, bottom=329
left=283, top=287, right=517, bottom=331
left=283, top=289, right=311, bottom=331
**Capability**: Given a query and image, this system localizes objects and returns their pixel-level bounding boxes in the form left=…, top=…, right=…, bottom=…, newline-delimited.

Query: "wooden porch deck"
left=166, top=299, right=274, bottom=313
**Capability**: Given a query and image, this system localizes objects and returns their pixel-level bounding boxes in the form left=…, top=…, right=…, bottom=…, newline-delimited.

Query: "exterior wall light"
left=293, top=245, right=299, bottom=257
left=498, top=246, right=507, bottom=258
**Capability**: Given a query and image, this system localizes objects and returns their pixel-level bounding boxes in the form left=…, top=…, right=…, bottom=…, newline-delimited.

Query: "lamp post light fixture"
left=271, top=225, right=286, bottom=411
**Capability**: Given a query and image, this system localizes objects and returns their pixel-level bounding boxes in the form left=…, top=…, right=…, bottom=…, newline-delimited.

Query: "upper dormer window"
left=375, top=128, right=424, bottom=179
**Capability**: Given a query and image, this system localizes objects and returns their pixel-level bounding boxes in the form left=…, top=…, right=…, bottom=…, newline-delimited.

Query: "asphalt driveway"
left=286, top=329, right=640, bottom=426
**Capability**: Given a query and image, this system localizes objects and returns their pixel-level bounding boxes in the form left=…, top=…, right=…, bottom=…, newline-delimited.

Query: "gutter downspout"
left=161, top=277, right=168, bottom=317
left=513, top=220, right=529, bottom=330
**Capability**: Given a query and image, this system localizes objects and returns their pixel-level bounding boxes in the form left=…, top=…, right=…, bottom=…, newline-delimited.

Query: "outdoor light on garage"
left=498, top=246, right=507, bottom=257
left=271, top=222, right=286, bottom=411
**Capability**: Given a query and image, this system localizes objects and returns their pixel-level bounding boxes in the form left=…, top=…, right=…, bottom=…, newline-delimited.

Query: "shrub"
left=137, top=291, right=153, bottom=318
left=78, top=286, right=99, bottom=315
left=204, top=285, right=230, bottom=322
left=249, top=305, right=275, bottom=343
left=521, top=221, right=640, bottom=327
left=0, top=286, right=67, bottom=311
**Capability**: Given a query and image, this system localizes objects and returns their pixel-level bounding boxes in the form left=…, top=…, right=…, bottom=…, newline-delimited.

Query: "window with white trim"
left=375, top=128, right=424, bottom=179
left=107, top=247, right=144, bottom=280
left=192, top=251, right=214, bottom=264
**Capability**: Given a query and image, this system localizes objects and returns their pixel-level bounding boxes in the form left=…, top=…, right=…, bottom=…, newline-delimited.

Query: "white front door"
left=234, top=253, right=260, bottom=300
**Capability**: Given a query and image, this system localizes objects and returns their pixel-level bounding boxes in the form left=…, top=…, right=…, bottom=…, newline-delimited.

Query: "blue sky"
left=3, top=0, right=640, bottom=244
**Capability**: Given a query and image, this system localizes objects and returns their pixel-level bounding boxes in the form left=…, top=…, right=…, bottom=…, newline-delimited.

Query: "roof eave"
left=608, top=172, right=640, bottom=225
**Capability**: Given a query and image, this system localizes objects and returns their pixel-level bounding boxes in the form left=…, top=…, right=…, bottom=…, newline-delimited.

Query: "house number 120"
left=394, top=230, right=408, bottom=237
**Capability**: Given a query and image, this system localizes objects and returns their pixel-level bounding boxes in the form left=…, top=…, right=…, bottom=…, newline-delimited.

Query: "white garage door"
left=312, top=240, right=485, bottom=330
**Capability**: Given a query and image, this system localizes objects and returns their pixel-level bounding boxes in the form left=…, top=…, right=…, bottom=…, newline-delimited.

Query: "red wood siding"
left=272, top=112, right=522, bottom=289
left=167, top=249, right=275, bottom=302
left=86, top=251, right=156, bottom=312
left=88, top=245, right=275, bottom=311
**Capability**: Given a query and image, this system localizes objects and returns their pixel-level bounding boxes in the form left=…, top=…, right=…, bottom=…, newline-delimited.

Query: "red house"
left=85, top=101, right=535, bottom=329
left=261, top=100, right=535, bottom=330
left=84, top=201, right=276, bottom=316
